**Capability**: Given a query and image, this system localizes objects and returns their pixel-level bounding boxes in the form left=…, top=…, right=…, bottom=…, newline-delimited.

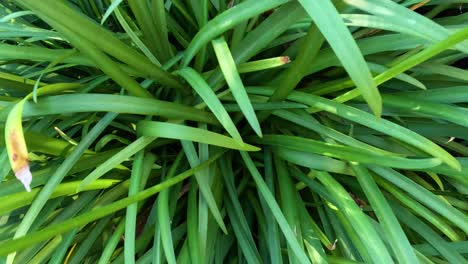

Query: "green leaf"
left=157, top=161, right=179, bottom=264
left=254, top=135, right=442, bottom=169
left=343, top=0, right=468, bottom=53
left=212, top=36, right=262, bottom=137
left=78, top=136, right=156, bottom=190
left=7, top=112, right=117, bottom=263
left=335, top=26, right=468, bottom=103
left=351, top=164, right=418, bottom=263
left=182, top=0, right=289, bottom=66
left=297, top=0, right=382, bottom=116
left=4, top=83, right=83, bottom=192
left=176, top=67, right=243, bottom=142
left=220, top=156, right=261, bottom=263
left=247, top=87, right=461, bottom=170
left=0, top=151, right=225, bottom=256
left=390, top=201, right=468, bottom=263
left=313, top=170, right=393, bottom=263
left=19, top=94, right=217, bottom=125
left=137, top=121, right=258, bottom=151
left=240, top=152, right=311, bottom=264
left=0, top=179, right=119, bottom=215
left=181, top=141, right=227, bottom=234
left=370, top=166, right=468, bottom=233
left=100, top=0, right=124, bottom=24
left=17, top=0, right=183, bottom=89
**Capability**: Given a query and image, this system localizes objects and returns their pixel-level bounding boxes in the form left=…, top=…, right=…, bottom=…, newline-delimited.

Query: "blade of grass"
left=260, top=148, right=283, bottom=264
left=15, top=0, right=183, bottom=89
left=273, top=109, right=398, bottom=156
left=389, top=201, right=468, bottom=263
left=176, top=67, right=243, bottom=142
left=238, top=56, right=291, bottom=73
left=350, top=164, right=418, bottom=263
left=414, top=242, right=468, bottom=258
left=377, top=177, right=462, bottom=241
left=240, top=151, right=311, bottom=264
left=343, top=0, right=468, bottom=53
left=137, top=121, right=258, bottom=151
left=4, top=82, right=79, bottom=191
left=182, top=0, right=289, bottom=66
left=207, top=2, right=307, bottom=88
left=157, top=153, right=184, bottom=264
left=100, top=0, right=123, bottom=24
left=274, top=155, right=305, bottom=263
left=334, top=26, right=468, bottom=103
left=68, top=216, right=112, bottom=264
left=247, top=86, right=461, bottom=170
left=369, top=166, right=468, bottom=233
left=254, top=135, right=441, bottom=169
left=37, top=21, right=152, bottom=98
left=269, top=24, right=324, bottom=101
left=212, top=36, right=262, bottom=137
left=187, top=180, right=204, bottom=264
left=127, top=1, right=168, bottom=62
left=112, top=6, right=161, bottom=66
left=124, top=151, right=144, bottom=264
left=151, top=0, right=172, bottom=61
left=78, top=136, right=156, bottom=190
left=0, top=150, right=225, bottom=256
left=6, top=112, right=117, bottom=263
left=382, top=94, right=468, bottom=128
left=297, top=0, right=381, bottom=116
left=196, top=135, right=210, bottom=262
left=5, top=98, right=32, bottom=192
left=312, top=170, right=393, bottom=263
left=98, top=218, right=126, bottom=264
left=19, top=94, right=217, bottom=125
left=219, top=156, right=262, bottom=263
left=46, top=192, right=99, bottom=264
left=181, top=141, right=227, bottom=234
left=0, top=179, right=120, bottom=215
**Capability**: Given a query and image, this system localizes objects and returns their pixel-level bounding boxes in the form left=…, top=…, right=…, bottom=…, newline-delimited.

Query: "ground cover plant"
left=0, top=0, right=467, bottom=263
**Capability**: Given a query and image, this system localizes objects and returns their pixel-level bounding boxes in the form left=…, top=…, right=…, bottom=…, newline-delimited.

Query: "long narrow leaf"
left=212, top=37, right=262, bottom=137
left=297, top=0, right=382, bottom=116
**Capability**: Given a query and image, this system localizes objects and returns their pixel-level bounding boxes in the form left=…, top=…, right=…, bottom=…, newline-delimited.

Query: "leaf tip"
left=247, top=144, right=261, bottom=152
left=15, top=166, right=32, bottom=192
left=253, top=127, right=263, bottom=138
left=450, top=160, right=462, bottom=172
left=280, top=56, right=291, bottom=64
left=369, top=99, right=382, bottom=118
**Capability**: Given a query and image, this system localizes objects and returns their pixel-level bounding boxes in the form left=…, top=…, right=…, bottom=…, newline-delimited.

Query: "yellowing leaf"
left=5, top=99, right=31, bottom=192
left=4, top=83, right=81, bottom=192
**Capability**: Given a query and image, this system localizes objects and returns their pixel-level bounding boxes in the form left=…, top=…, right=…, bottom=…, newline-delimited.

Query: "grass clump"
left=0, top=0, right=467, bottom=263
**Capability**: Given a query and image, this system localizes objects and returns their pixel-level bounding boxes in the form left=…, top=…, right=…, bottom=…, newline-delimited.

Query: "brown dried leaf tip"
left=280, top=56, right=291, bottom=64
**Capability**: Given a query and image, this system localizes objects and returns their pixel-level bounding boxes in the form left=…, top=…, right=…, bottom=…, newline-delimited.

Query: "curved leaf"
left=297, top=0, right=382, bottom=116
left=137, top=121, right=259, bottom=151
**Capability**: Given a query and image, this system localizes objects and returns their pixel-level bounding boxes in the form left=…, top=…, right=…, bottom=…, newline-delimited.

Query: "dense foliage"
left=0, top=0, right=467, bottom=263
